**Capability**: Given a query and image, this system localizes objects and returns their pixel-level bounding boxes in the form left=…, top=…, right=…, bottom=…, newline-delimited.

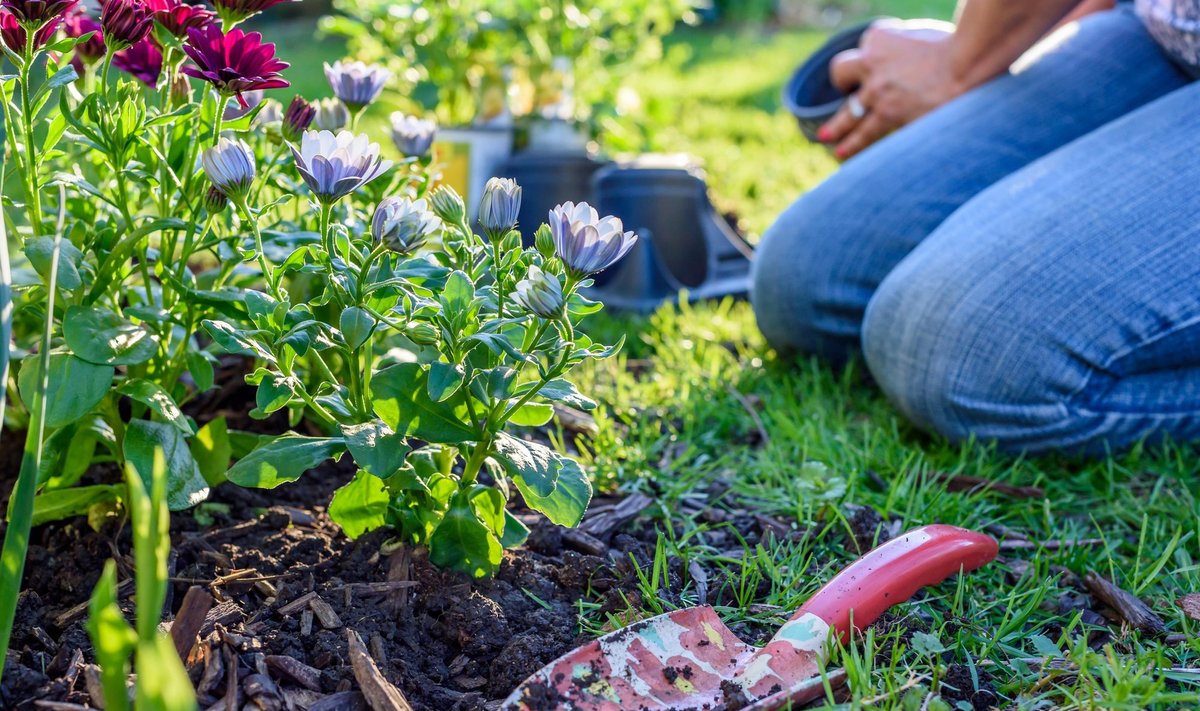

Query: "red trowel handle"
left=794, top=524, right=997, bottom=642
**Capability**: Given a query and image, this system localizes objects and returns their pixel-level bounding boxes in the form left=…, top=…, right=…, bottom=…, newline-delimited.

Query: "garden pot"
left=436, top=125, right=514, bottom=220
left=585, top=155, right=754, bottom=312
left=499, top=149, right=610, bottom=248
left=783, top=18, right=889, bottom=142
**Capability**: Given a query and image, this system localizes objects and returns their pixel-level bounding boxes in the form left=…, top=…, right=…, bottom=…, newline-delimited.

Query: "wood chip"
left=171, top=585, right=214, bottom=663
left=688, top=561, right=709, bottom=606
left=33, top=702, right=91, bottom=710
left=562, top=528, right=608, bottom=556
left=553, top=404, right=599, bottom=436
left=580, top=493, right=653, bottom=539
left=277, top=591, right=319, bottom=616
left=222, top=643, right=240, bottom=710
left=266, top=655, right=322, bottom=691
left=309, top=596, right=342, bottom=629
left=199, top=600, right=245, bottom=639
left=346, top=629, right=414, bottom=711
left=300, top=609, right=314, bottom=637
left=1180, top=594, right=1200, bottom=622
left=244, top=673, right=283, bottom=711
left=83, top=664, right=104, bottom=708
left=307, top=691, right=369, bottom=711
left=1084, top=571, right=1167, bottom=636
left=935, top=472, right=1044, bottom=499
left=368, top=634, right=388, bottom=667
left=197, top=642, right=226, bottom=697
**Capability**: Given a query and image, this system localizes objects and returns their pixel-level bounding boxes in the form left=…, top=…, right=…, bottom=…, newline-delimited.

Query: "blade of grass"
left=0, top=198, right=63, bottom=682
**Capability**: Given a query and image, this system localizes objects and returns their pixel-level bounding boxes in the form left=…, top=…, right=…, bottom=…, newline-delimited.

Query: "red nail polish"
left=835, top=146, right=848, bottom=159
left=817, top=127, right=831, bottom=142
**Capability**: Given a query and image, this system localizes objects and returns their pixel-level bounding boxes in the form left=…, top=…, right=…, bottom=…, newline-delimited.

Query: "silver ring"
left=847, top=93, right=866, bottom=120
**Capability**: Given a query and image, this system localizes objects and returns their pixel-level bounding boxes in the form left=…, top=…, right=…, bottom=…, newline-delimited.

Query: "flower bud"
left=405, top=322, right=439, bottom=347
left=429, top=185, right=466, bottom=226
left=281, top=95, right=315, bottom=143
left=169, top=72, right=193, bottom=107
left=371, top=196, right=441, bottom=254
left=100, top=0, right=153, bottom=49
left=313, top=97, right=349, bottom=132
left=533, top=224, right=555, bottom=258
left=324, top=60, right=391, bottom=112
left=204, top=185, right=229, bottom=214
left=389, top=111, right=437, bottom=159
left=202, top=137, right=256, bottom=202
left=478, top=177, right=521, bottom=237
left=513, top=265, right=564, bottom=319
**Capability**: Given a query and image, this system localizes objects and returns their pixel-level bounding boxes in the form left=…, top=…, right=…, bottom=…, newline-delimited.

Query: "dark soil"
left=0, top=356, right=648, bottom=710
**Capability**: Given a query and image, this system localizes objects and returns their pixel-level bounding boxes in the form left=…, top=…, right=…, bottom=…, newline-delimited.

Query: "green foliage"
left=322, top=0, right=694, bottom=133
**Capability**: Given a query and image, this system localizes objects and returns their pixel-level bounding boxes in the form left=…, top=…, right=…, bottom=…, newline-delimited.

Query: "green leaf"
left=18, top=353, right=113, bottom=428
left=500, top=511, right=530, bottom=549
left=340, top=306, right=376, bottom=350
left=186, top=351, right=215, bottom=392
left=428, top=491, right=503, bottom=578
left=191, top=417, right=232, bottom=487
left=508, top=403, right=554, bottom=427
left=87, top=561, right=136, bottom=711
left=135, top=634, right=198, bottom=711
left=225, top=434, right=345, bottom=489
left=910, top=631, right=946, bottom=657
left=491, top=433, right=560, bottom=497
left=372, top=363, right=477, bottom=444
left=117, top=379, right=192, bottom=434
left=63, top=306, right=158, bottom=366
left=341, top=421, right=411, bottom=479
left=534, top=378, right=597, bottom=411
left=515, top=457, right=591, bottom=528
left=427, top=362, right=464, bottom=403
left=123, top=420, right=210, bottom=511
left=24, top=236, right=83, bottom=290
left=32, top=485, right=122, bottom=526
left=440, top=270, right=475, bottom=317
left=328, top=469, right=390, bottom=539
left=253, top=373, right=294, bottom=418
left=201, top=320, right=275, bottom=362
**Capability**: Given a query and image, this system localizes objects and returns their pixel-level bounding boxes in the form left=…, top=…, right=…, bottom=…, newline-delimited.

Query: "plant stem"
left=459, top=435, right=494, bottom=488
left=235, top=199, right=283, bottom=301
left=18, top=32, right=44, bottom=236
left=319, top=202, right=335, bottom=268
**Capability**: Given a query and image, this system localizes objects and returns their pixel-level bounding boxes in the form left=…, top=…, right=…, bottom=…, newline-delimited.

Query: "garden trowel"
left=502, top=524, right=997, bottom=710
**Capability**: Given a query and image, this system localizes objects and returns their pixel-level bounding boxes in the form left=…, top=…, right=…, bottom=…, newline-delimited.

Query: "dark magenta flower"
left=112, top=36, right=162, bottom=86
left=210, top=0, right=292, bottom=25
left=0, top=0, right=77, bottom=26
left=144, top=0, right=211, bottom=39
left=281, top=95, right=315, bottom=143
left=1, top=8, right=60, bottom=52
left=100, top=0, right=152, bottom=49
left=64, top=9, right=104, bottom=62
left=181, top=24, right=289, bottom=107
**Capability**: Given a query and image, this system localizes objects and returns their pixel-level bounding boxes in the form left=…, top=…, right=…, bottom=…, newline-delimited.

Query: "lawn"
left=257, top=8, right=1200, bottom=709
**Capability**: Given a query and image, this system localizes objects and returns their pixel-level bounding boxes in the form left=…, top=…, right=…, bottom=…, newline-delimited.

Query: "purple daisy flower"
left=323, top=60, right=391, bottom=111
left=0, top=0, right=77, bottom=26
left=182, top=24, right=289, bottom=108
left=1, top=8, right=59, bottom=52
left=549, top=201, right=639, bottom=277
left=291, top=130, right=392, bottom=205
left=112, top=36, right=162, bottom=87
left=100, top=0, right=152, bottom=49
left=144, top=0, right=212, bottom=39
left=210, top=0, right=293, bottom=25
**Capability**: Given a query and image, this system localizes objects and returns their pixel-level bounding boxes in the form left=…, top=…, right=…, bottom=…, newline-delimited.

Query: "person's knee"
left=752, top=182, right=888, bottom=364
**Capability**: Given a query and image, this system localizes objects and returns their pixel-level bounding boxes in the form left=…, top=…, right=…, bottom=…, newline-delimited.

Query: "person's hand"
left=818, top=19, right=960, bottom=160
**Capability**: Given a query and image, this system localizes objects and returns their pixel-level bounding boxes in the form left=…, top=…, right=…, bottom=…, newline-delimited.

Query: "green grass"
left=275, top=8, right=1200, bottom=706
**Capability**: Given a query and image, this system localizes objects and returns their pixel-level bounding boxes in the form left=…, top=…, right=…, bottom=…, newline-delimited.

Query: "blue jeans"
left=752, top=6, right=1200, bottom=455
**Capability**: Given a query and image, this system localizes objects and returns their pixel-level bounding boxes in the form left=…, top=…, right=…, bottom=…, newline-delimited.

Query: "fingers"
left=829, top=49, right=866, bottom=93
left=833, top=112, right=893, bottom=160
left=818, top=99, right=860, bottom=145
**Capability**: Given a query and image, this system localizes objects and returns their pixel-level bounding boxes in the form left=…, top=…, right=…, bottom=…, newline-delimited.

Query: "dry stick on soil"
left=309, top=596, right=343, bottom=629
left=1178, top=593, right=1200, bottom=622
left=346, top=629, right=415, bottom=711
left=265, top=655, right=322, bottom=691
left=552, top=403, right=599, bottom=436
left=170, top=585, right=214, bottom=662
left=277, top=591, right=318, bottom=616
left=580, top=493, right=654, bottom=539
left=1083, top=571, right=1168, bottom=637
left=934, top=472, right=1044, bottom=499
left=999, top=538, right=1105, bottom=551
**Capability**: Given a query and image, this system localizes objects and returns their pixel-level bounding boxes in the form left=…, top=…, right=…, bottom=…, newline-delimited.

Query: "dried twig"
left=346, top=629, right=414, bottom=711
left=170, top=586, right=214, bottom=662
left=1084, top=571, right=1167, bottom=637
